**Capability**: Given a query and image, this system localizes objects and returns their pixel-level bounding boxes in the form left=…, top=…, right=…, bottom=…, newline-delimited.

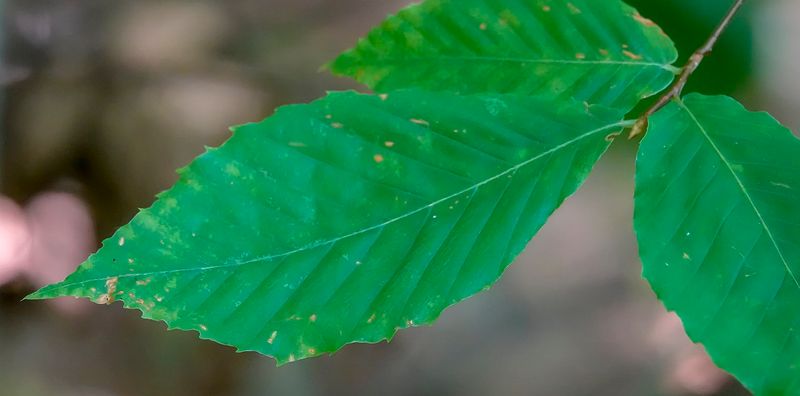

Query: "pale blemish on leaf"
left=605, top=131, right=622, bottom=142
left=410, top=118, right=430, bottom=127
left=632, top=12, right=656, bottom=27
left=267, top=331, right=278, bottom=344
left=623, top=50, right=642, bottom=60
left=136, top=278, right=152, bottom=286
left=98, top=277, right=119, bottom=305
left=498, top=9, right=519, bottom=28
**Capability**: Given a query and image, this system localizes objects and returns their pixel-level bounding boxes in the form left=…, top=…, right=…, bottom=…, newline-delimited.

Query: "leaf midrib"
left=362, top=56, right=679, bottom=73
left=33, top=120, right=626, bottom=295
left=678, top=99, right=800, bottom=289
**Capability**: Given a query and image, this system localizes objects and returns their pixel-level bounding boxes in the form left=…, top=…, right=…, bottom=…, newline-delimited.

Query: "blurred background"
left=0, top=0, right=796, bottom=395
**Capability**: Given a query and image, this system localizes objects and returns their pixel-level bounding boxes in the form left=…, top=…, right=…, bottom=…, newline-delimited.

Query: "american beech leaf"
left=635, top=94, right=800, bottom=394
left=328, top=0, right=679, bottom=110
left=30, top=90, right=628, bottom=363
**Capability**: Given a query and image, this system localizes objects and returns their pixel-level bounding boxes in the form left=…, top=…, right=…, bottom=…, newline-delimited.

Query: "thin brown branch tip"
left=629, top=0, right=746, bottom=139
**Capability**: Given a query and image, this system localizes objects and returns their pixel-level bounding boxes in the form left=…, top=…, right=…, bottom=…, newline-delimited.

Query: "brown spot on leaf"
left=373, top=154, right=385, bottom=163
left=623, top=50, right=643, bottom=60
left=633, top=12, right=657, bottom=27
left=605, top=132, right=622, bottom=142
left=136, top=278, right=151, bottom=286
left=98, top=277, right=119, bottom=305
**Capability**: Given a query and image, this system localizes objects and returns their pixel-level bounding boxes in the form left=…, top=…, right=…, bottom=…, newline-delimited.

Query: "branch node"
left=628, top=0, right=746, bottom=140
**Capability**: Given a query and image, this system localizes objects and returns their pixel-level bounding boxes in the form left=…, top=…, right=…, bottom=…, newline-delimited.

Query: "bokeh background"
left=0, top=0, right=797, bottom=395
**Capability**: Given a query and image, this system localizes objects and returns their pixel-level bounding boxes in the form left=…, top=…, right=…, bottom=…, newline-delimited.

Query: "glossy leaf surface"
left=635, top=94, right=800, bottom=394
left=329, top=0, right=678, bottom=110
left=31, top=90, right=627, bottom=363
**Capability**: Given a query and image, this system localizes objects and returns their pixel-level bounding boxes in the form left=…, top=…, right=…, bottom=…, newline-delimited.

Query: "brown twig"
left=629, top=0, right=746, bottom=139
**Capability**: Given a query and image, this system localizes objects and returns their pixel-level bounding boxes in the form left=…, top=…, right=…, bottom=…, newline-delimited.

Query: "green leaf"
left=30, top=90, right=628, bottom=363
left=635, top=94, right=800, bottom=394
left=328, top=0, right=679, bottom=110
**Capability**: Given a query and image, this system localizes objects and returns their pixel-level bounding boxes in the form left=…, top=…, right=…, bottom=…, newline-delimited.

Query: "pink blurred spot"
left=0, top=196, right=32, bottom=283
left=25, top=192, right=95, bottom=314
